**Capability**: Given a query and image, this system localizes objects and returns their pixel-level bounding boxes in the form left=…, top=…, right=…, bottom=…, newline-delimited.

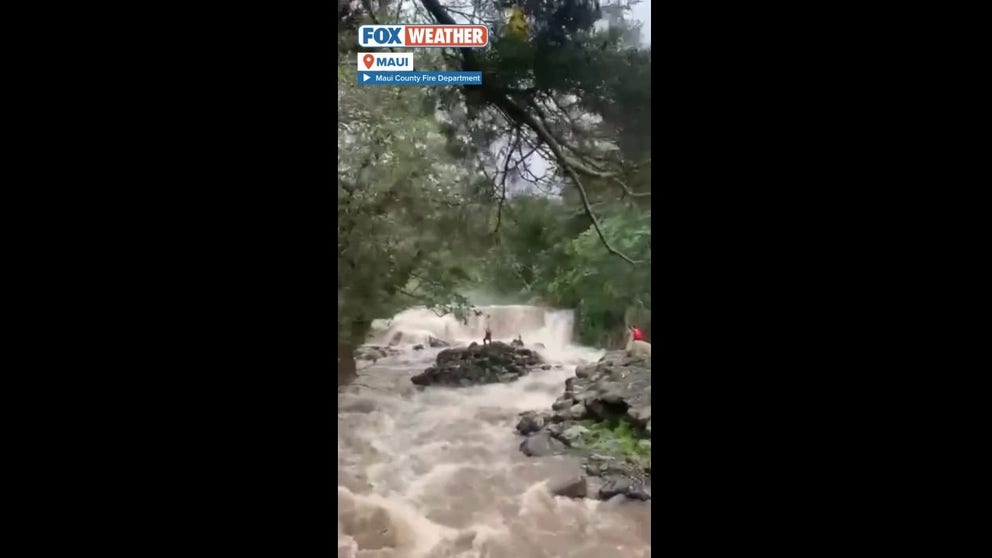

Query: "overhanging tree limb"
left=418, top=0, right=646, bottom=264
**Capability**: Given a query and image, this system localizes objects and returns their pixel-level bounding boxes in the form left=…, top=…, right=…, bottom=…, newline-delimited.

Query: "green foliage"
left=577, top=417, right=651, bottom=466
left=337, top=48, right=488, bottom=347
left=336, top=2, right=653, bottom=352
left=478, top=198, right=650, bottom=347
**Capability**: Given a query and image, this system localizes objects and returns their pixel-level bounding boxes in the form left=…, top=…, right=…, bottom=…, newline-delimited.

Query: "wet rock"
left=575, top=363, right=597, bottom=378
left=541, top=364, right=551, bottom=370
left=561, top=424, right=590, bottom=442
left=551, top=398, right=573, bottom=411
left=599, top=476, right=651, bottom=501
left=519, top=431, right=566, bottom=457
left=410, top=342, right=543, bottom=387
left=516, top=411, right=547, bottom=435
left=412, top=344, right=425, bottom=351
left=428, top=336, right=448, bottom=348
left=565, top=403, right=588, bottom=420
left=548, top=475, right=588, bottom=498
left=516, top=348, right=652, bottom=499
left=626, top=405, right=651, bottom=427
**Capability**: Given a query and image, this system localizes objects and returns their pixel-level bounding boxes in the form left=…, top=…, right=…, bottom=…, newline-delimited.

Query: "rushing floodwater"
left=337, top=306, right=652, bottom=558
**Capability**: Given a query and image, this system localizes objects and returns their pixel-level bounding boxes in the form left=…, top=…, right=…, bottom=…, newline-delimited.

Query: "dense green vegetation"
left=576, top=417, right=651, bottom=467
left=337, top=1, right=652, bottom=382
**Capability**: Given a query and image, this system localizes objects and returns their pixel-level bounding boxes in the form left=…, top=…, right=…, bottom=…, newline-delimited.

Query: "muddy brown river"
left=337, top=306, right=651, bottom=557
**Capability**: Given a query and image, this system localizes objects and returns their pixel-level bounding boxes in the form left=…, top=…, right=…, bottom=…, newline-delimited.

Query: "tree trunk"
left=338, top=342, right=357, bottom=387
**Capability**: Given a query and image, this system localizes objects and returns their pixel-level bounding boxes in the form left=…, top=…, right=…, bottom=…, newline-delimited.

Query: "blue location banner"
left=357, top=71, right=483, bottom=86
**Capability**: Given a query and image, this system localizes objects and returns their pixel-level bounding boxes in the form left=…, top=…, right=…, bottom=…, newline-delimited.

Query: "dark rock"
left=411, top=342, right=543, bottom=387
left=515, top=349, right=652, bottom=498
left=575, top=364, right=596, bottom=378
left=519, top=431, right=566, bottom=457
left=548, top=475, right=587, bottom=498
left=412, top=344, right=425, bottom=351
left=516, top=412, right=547, bottom=435
left=541, top=364, right=551, bottom=370
left=599, top=477, right=651, bottom=501
left=565, top=403, right=588, bottom=420
left=389, top=332, right=403, bottom=346
left=551, top=398, right=573, bottom=411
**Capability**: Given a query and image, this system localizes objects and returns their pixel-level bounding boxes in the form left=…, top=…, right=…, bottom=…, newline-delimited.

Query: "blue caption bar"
left=357, top=71, right=483, bottom=86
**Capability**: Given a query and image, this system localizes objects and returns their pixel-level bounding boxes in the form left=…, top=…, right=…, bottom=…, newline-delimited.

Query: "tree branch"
left=418, top=0, right=644, bottom=264
left=493, top=128, right=521, bottom=235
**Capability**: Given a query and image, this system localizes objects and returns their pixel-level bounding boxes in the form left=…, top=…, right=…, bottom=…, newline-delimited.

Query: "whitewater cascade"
left=339, top=305, right=651, bottom=558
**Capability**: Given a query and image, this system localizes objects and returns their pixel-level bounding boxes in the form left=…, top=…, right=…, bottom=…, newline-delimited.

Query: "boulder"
left=548, top=475, right=588, bottom=498
left=519, top=431, right=566, bottom=457
left=626, top=405, right=651, bottom=427
left=410, top=342, right=544, bottom=387
left=516, top=411, right=547, bottom=435
left=515, top=349, right=652, bottom=500
left=599, top=476, right=651, bottom=501
left=564, top=403, right=588, bottom=420
left=560, top=424, right=590, bottom=443
left=575, top=363, right=597, bottom=378
left=551, top=398, right=573, bottom=411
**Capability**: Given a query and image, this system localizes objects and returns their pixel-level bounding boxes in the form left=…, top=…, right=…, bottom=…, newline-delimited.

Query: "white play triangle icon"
left=362, top=73, right=371, bottom=82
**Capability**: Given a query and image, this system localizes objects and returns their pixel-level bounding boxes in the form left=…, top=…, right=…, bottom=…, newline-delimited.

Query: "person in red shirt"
left=630, top=325, right=645, bottom=342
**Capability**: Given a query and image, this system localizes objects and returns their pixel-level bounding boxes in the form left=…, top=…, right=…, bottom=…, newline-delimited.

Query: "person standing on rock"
left=483, top=314, right=493, bottom=346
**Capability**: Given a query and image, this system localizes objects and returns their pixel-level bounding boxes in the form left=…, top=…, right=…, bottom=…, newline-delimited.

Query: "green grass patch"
left=576, top=417, right=650, bottom=465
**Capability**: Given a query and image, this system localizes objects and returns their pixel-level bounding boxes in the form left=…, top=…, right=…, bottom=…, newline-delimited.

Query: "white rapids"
left=338, top=305, right=651, bottom=558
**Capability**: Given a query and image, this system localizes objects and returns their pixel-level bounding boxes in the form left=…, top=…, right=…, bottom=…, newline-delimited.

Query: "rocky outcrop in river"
left=410, top=342, right=544, bottom=387
left=516, top=350, right=652, bottom=500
